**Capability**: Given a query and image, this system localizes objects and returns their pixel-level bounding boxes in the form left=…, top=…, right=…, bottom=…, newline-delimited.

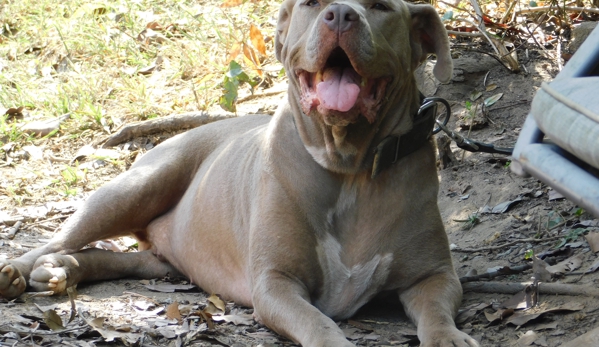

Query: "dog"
left=0, top=0, right=478, bottom=346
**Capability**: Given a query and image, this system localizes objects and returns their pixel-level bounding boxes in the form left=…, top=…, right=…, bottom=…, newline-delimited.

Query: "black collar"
left=371, top=94, right=438, bottom=178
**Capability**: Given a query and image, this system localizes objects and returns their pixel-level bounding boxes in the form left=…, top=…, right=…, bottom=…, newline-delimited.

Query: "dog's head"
left=275, top=0, right=452, bottom=173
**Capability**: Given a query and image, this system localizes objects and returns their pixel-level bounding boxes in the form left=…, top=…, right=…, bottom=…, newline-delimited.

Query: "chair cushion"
left=532, top=77, right=599, bottom=170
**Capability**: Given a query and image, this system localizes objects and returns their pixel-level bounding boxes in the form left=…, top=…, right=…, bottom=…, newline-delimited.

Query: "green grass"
left=0, top=0, right=280, bottom=206
left=0, top=0, right=279, bottom=136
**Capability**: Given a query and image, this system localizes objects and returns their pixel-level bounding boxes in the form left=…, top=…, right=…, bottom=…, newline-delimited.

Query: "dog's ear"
left=275, top=0, right=293, bottom=62
left=407, top=4, right=452, bottom=83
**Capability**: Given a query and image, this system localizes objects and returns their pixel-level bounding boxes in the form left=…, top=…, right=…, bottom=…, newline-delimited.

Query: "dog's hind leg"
left=0, top=132, right=204, bottom=299
left=27, top=249, right=181, bottom=294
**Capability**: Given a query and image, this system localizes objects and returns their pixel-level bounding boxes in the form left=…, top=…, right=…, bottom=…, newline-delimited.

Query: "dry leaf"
left=211, top=313, right=253, bottom=325
left=144, top=283, right=196, bottom=292
left=480, top=195, right=523, bottom=214
left=534, top=321, right=558, bottom=331
left=501, top=282, right=538, bottom=309
left=195, top=310, right=215, bottom=330
left=585, top=232, right=599, bottom=253
left=546, top=255, right=582, bottom=274
left=532, top=256, right=552, bottom=282
left=485, top=308, right=514, bottom=324
left=470, top=90, right=482, bottom=101
left=484, top=93, right=503, bottom=107
left=249, top=24, right=266, bottom=56
left=228, top=42, right=242, bottom=63
left=486, top=83, right=498, bottom=91
left=166, top=302, right=182, bottom=323
left=242, top=43, right=262, bottom=76
left=43, top=309, right=64, bottom=331
left=518, top=330, right=538, bottom=346
left=456, top=302, right=490, bottom=324
left=561, top=325, right=599, bottom=347
left=506, top=302, right=584, bottom=326
left=207, top=294, right=226, bottom=312
left=221, top=0, right=243, bottom=7
left=585, top=257, right=599, bottom=274
left=86, top=316, right=141, bottom=343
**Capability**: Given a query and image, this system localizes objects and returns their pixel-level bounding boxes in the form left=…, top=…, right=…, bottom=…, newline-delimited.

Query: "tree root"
left=463, top=281, right=599, bottom=297
left=102, top=112, right=239, bottom=147
left=451, top=235, right=563, bottom=253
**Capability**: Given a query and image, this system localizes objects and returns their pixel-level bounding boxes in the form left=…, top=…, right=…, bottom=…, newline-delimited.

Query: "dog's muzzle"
left=296, top=48, right=389, bottom=125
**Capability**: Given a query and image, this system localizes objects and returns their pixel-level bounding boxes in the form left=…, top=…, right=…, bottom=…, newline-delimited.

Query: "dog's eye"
left=305, top=0, right=320, bottom=7
left=371, top=2, right=389, bottom=11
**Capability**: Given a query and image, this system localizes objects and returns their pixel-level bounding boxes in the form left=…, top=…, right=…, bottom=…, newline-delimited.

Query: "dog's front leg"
left=252, top=271, right=354, bottom=347
left=399, top=271, right=479, bottom=347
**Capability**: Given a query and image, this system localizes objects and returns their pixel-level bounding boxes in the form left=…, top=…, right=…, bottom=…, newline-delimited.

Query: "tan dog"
left=0, top=0, right=478, bottom=346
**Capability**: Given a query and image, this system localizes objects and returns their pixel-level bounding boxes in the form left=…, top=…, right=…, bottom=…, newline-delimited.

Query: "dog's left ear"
left=275, top=0, right=293, bottom=62
left=407, top=4, right=453, bottom=83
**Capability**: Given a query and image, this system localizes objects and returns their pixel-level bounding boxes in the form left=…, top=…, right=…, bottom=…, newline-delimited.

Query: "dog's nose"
left=323, top=4, right=358, bottom=32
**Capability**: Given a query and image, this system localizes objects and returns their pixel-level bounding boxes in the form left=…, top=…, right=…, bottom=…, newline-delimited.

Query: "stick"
left=2, top=221, right=22, bottom=240
left=447, top=30, right=484, bottom=38
left=455, top=17, right=500, bottom=56
left=516, top=6, right=599, bottom=14
left=451, top=235, right=563, bottom=253
left=102, top=112, right=240, bottom=147
left=0, top=325, right=87, bottom=336
left=460, top=264, right=532, bottom=283
left=463, top=281, right=599, bottom=297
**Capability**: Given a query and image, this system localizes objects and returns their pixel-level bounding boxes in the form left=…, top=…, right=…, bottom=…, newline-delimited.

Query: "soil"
left=2, top=46, right=599, bottom=346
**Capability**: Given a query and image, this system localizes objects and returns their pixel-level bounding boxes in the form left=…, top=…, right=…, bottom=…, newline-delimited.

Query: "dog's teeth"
left=361, top=77, right=367, bottom=87
left=316, top=70, right=323, bottom=82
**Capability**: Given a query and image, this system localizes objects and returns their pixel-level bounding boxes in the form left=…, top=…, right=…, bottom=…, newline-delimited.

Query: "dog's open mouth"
left=296, top=47, right=389, bottom=125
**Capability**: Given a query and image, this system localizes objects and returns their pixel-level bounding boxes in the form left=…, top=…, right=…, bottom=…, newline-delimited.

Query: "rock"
left=568, top=22, right=598, bottom=53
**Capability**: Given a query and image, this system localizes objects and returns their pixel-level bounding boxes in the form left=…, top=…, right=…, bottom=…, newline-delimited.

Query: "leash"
left=371, top=96, right=513, bottom=178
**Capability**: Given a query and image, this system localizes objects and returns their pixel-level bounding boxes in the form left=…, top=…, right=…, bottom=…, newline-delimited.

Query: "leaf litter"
left=2, top=0, right=599, bottom=345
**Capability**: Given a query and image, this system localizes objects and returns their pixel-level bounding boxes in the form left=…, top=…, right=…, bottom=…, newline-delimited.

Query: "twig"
left=500, top=0, right=518, bottom=24
left=463, top=281, right=599, bottom=297
left=1, top=221, right=22, bottom=240
left=29, top=215, right=70, bottom=226
left=101, top=112, right=239, bottom=147
left=237, top=88, right=286, bottom=103
left=0, top=325, right=87, bottom=336
left=451, top=47, right=512, bottom=71
left=556, top=33, right=563, bottom=72
left=455, top=17, right=500, bottom=56
left=122, top=291, right=162, bottom=306
left=487, top=100, right=530, bottom=111
left=516, top=6, right=599, bottom=14
left=460, top=264, right=532, bottom=283
left=451, top=235, right=563, bottom=253
left=447, top=30, right=484, bottom=38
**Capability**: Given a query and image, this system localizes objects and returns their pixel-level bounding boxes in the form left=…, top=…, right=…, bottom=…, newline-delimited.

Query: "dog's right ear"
left=275, top=0, right=293, bottom=62
left=407, top=4, right=453, bottom=83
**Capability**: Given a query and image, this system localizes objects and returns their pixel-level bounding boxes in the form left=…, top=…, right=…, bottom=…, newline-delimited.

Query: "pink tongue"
left=316, top=67, right=360, bottom=112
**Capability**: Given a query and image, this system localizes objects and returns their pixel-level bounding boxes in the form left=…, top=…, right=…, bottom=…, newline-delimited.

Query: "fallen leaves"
left=480, top=195, right=523, bottom=214
left=484, top=92, right=504, bottom=107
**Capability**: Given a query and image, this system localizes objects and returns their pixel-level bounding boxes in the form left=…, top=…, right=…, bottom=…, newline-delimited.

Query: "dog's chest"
left=312, top=184, right=395, bottom=319
left=314, top=233, right=393, bottom=319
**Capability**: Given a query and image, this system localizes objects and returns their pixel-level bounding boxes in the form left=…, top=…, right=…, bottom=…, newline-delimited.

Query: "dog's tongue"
left=316, top=67, right=360, bottom=112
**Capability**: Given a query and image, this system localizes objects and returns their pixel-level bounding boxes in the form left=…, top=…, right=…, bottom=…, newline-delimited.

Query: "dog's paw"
left=420, top=328, right=479, bottom=347
left=29, top=254, right=78, bottom=294
left=0, top=259, right=27, bottom=299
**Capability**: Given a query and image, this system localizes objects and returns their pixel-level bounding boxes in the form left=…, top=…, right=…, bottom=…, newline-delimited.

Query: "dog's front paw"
left=420, top=328, right=479, bottom=347
left=30, top=254, right=79, bottom=294
left=0, top=259, right=27, bottom=299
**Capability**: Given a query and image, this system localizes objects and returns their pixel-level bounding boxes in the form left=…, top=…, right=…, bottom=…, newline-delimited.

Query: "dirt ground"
left=2, top=44, right=599, bottom=346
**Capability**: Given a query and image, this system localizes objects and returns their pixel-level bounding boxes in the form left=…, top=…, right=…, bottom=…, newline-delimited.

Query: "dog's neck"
left=283, top=79, right=424, bottom=176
